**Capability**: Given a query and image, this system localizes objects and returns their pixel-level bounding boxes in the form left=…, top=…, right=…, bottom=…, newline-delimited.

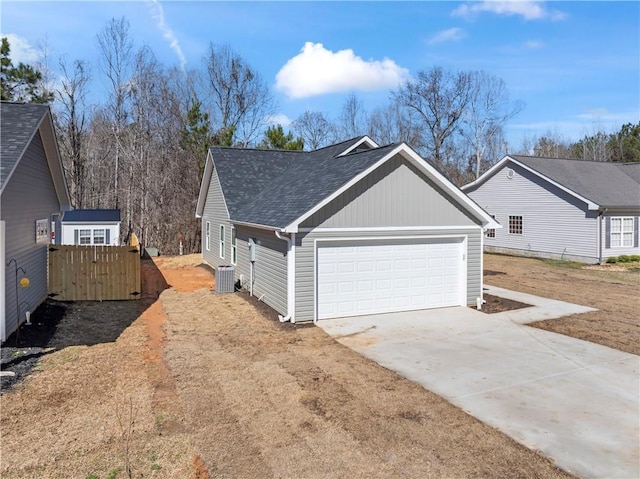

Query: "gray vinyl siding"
left=301, top=156, right=479, bottom=228
left=601, top=212, right=640, bottom=259
left=201, top=165, right=232, bottom=268
left=234, top=226, right=288, bottom=316
left=1, top=131, right=61, bottom=340
left=467, top=162, right=601, bottom=262
left=294, top=228, right=482, bottom=322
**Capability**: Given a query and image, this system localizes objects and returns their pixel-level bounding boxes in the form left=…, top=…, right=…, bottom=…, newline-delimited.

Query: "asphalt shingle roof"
left=62, top=209, right=121, bottom=222
left=1, top=101, right=49, bottom=189
left=211, top=137, right=398, bottom=228
left=510, top=155, right=640, bottom=208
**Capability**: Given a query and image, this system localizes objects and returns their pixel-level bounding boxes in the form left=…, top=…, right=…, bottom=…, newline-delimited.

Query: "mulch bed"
left=0, top=301, right=68, bottom=393
left=480, top=293, right=531, bottom=314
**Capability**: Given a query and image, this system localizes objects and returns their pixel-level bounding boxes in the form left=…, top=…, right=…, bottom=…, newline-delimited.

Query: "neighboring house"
left=196, top=136, right=498, bottom=323
left=462, top=155, right=640, bottom=263
left=61, top=209, right=121, bottom=246
left=0, top=101, right=71, bottom=342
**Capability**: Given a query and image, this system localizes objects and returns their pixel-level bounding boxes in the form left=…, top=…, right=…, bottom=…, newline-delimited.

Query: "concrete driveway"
left=318, top=286, right=640, bottom=479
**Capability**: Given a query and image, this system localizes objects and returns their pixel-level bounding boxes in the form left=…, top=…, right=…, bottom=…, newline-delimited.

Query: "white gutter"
left=274, top=231, right=296, bottom=323
left=598, top=208, right=607, bottom=264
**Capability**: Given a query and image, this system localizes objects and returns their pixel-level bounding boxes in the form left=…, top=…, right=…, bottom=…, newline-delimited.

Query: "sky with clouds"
left=2, top=1, right=638, bottom=148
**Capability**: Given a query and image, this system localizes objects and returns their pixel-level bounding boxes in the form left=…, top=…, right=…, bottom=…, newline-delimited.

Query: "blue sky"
left=2, top=1, right=639, bottom=148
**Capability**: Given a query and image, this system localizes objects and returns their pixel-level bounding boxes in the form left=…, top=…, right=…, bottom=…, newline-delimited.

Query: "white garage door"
left=317, top=238, right=464, bottom=320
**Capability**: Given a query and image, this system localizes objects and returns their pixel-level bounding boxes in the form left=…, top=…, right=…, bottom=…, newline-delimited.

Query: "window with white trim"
left=219, top=225, right=225, bottom=258
left=486, top=215, right=496, bottom=238
left=93, top=229, right=105, bottom=244
left=231, top=227, right=237, bottom=264
left=508, top=215, right=523, bottom=235
left=611, top=217, right=634, bottom=247
left=205, top=221, right=211, bottom=251
left=79, top=229, right=91, bottom=245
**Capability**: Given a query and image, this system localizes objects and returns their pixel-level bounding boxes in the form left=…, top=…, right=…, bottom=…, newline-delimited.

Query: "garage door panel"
left=317, top=239, right=464, bottom=320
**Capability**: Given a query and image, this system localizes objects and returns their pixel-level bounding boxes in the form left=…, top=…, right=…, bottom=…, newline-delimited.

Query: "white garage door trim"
left=314, top=235, right=467, bottom=320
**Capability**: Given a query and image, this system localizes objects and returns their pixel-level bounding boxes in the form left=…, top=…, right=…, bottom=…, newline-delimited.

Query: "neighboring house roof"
left=0, top=101, right=71, bottom=208
left=463, top=155, right=640, bottom=210
left=62, top=209, right=121, bottom=222
left=197, top=136, right=498, bottom=232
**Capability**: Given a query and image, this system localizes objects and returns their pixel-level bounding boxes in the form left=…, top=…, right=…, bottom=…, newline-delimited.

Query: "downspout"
left=275, top=231, right=296, bottom=323
left=598, top=208, right=607, bottom=264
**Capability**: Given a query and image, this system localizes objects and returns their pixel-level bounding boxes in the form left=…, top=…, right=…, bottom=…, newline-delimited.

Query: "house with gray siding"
left=462, top=155, right=640, bottom=263
left=196, top=136, right=498, bottom=323
left=1, top=101, right=71, bottom=341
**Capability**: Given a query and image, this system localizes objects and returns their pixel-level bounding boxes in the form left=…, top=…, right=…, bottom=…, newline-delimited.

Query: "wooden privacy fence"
left=48, top=245, right=141, bottom=301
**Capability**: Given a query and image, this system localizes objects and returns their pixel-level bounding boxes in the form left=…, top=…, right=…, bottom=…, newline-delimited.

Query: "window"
left=508, top=215, right=523, bottom=235
left=79, top=229, right=91, bottom=245
left=205, top=221, right=211, bottom=251
left=231, top=227, right=237, bottom=264
left=486, top=215, right=496, bottom=238
left=611, top=217, right=634, bottom=247
left=93, top=229, right=105, bottom=244
left=219, top=225, right=225, bottom=258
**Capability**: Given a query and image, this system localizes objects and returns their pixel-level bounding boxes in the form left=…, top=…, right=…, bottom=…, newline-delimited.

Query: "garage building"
left=196, top=136, right=498, bottom=323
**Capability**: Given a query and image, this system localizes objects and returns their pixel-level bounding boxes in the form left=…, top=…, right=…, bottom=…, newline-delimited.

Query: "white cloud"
left=265, top=113, right=293, bottom=126
left=147, top=0, right=187, bottom=72
left=452, top=1, right=566, bottom=21
left=523, top=40, right=544, bottom=49
left=427, top=28, right=466, bottom=45
left=1, top=33, right=39, bottom=64
left=275, top=42, right=409, bottom=99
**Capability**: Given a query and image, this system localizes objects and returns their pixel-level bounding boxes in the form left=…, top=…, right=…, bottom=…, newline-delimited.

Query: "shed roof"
left=62, top=209, right=121, bottom=222
left=0, top=102, right=49, bottom=189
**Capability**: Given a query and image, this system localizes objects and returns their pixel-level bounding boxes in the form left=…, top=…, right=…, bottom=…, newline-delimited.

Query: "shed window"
left=79, top=229, right=91, bottom=245
left=611, top=217, right=633, bottom=247
left=508, top=216, right=523, bottom=235
left=93, top=229, right=105, bottom=244
left=231, top=227, right=237, bottom=264
left=219, top=225, right=225, bottom=259
left=205, top=221, right=211, bottom=251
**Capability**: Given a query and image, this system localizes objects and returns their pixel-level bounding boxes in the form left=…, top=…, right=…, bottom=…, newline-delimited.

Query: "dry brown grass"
left=1, top=253, right=578, bottom=478
left=484, top=253, right=640, bottom=355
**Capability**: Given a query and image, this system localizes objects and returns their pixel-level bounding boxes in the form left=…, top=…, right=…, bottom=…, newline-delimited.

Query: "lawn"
left=4, top=253, right=634, bottom=478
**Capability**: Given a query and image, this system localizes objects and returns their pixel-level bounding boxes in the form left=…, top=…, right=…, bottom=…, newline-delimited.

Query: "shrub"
left=618, top=255, right=631, bottom=262
left=607, top=256, right=618, bottom=263
left=629, top=255, right=640, bottom=262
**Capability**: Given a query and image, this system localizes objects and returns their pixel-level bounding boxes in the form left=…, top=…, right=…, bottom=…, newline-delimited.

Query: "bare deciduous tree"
left=394, top=67, right=472, bottom=165
left=338, top=93, right=367, bottom=140
left=367, top=101, right=424, bottom=148
left=292, top=110, right=333, bottom=150
left=96, top=16, right=133, bottom=208
left=463, top=71, right=524, bottom=178
left=203, top=43, right=274, bottom=147
left=55, top=58, right=91, bottom=208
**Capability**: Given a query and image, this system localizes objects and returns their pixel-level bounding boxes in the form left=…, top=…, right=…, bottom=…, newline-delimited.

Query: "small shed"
left=61, top=209, right=121, bottom=246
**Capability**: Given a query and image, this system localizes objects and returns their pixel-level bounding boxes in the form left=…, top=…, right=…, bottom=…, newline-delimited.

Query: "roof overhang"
left=462, top=155, right=601, bottom=211
left=1, top=106, right=71, bottom=211
left=282, top=143, right=501, bottom=233
left=196, top=150, right=231, bottom=220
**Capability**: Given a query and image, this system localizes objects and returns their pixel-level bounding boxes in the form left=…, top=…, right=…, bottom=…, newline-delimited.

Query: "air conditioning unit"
left=215, top=265, right=235, bottom=293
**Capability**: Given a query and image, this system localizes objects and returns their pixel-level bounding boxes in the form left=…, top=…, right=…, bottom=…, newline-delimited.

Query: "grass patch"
left=541, top=259, right=584, bottom=269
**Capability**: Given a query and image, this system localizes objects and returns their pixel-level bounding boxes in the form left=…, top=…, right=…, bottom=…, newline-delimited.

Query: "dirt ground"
left=3, top=252, right=627, bottom=478
left=484, top=254, right=640, bottom=355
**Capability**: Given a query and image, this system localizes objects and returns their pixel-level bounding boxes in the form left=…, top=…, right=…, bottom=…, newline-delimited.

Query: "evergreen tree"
left=0, top=37, right=54, bottom=103
left=259, top=124, right=304, bottom=150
